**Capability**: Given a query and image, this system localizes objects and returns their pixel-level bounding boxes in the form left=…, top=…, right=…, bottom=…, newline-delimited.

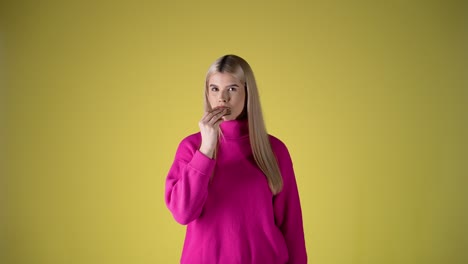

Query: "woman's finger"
left=201, top=108, right=225, bottom=124
left=200, top=110, right=218, bottom=123
left=208, top=108, right=228, bottom=124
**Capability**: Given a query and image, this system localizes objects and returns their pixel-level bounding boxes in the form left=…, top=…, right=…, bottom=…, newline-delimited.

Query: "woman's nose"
left=218, top=92, right=229, bottom=102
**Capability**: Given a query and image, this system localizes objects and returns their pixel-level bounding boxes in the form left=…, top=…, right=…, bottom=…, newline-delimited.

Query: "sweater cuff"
left=188, top=150, right=216, bottom=175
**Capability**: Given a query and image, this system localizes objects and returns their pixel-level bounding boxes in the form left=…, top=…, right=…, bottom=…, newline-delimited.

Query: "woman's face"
left=207, top=72, right=246, bottom=121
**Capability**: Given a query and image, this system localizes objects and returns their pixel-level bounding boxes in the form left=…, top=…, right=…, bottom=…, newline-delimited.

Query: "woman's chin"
left=222, top=115, right=234, bottom=121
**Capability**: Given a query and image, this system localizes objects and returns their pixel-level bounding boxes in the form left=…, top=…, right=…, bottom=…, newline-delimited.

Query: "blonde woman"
left=165, top=54, right=307, bottom=264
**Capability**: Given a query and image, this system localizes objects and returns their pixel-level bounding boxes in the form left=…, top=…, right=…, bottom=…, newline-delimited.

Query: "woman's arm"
left=165, top=108, right=226, bottom=225
left=271, top=137, right=308, bottom=264
left=165, top=137, right=216, bottom=225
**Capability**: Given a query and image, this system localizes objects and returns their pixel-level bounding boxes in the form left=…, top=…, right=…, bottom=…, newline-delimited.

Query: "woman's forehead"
left=208, top=72, right=242, bottom=85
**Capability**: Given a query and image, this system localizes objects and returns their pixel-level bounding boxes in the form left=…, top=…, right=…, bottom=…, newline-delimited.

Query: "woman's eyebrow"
left=209, top=84, right=239, bottom=87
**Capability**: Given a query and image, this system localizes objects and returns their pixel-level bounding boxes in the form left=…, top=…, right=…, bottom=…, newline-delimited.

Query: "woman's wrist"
left=199, top=145, right=215, bottom=159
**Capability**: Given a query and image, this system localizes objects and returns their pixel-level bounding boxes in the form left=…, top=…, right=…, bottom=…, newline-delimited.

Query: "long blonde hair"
left=204, top=54, right=283, bottom=194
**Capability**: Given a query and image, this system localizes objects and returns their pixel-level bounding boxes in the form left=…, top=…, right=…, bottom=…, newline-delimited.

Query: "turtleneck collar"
left=219, top=118, right=249, bottom=140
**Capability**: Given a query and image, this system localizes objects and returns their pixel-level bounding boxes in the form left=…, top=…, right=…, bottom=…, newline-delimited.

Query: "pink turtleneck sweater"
left=165, top=119, right=307, bottom=264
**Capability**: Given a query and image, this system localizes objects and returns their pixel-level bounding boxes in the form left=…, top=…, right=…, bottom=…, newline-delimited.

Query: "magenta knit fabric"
left=165, top=119, right=307, bottom=264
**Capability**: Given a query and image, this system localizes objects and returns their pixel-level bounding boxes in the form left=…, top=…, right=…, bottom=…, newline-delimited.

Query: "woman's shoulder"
left=172, top=132, right=202, bottom=160
left=268, top=134, right=291, bottom=156
left=178, top=132, right=202, bottom=148
left=267, top=134, right=294, bottom=174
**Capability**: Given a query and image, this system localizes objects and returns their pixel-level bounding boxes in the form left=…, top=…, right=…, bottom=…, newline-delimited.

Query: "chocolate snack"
left=214, top=106, right=231, bottom=116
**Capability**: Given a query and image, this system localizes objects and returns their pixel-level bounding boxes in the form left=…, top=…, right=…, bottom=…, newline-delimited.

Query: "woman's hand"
left=198, top=107, right=230, bottom=158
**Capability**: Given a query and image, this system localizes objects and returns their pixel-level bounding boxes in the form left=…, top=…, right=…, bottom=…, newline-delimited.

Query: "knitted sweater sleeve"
left=271, top=137, right=308, bottom=264
left=165, top=135, right=216, bottom=225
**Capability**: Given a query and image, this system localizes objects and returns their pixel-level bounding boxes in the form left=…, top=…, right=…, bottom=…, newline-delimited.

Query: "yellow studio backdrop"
left=1, top=0, right=467, bottom=263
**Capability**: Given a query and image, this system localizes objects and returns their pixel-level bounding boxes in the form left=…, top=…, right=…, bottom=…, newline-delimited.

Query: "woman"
left=165, top=54, right=307, bottom=264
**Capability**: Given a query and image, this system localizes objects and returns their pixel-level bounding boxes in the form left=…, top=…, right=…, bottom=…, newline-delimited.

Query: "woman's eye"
left=228, top=87, right=237, bottom=91
left=211, top=87, right=219, bottom=92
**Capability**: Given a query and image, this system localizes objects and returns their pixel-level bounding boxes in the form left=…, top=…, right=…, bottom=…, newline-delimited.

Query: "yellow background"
left=2, top=0, right=467, bottom=263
